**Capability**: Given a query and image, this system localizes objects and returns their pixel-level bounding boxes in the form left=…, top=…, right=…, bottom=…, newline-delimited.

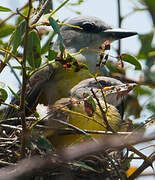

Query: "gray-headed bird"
left=5, top=16, right=137, bottom=118
left=47, top=77, right=136, bottom=148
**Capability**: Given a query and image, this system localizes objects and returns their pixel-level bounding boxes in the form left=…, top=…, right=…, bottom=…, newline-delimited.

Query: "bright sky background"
left=0, top=1, right=154, bottom=179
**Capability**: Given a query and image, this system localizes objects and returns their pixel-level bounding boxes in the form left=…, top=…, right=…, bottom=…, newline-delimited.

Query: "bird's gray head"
left=59, top=16, right=137, bottom=52
left=69, top=76, right=136, bottom=107
left=54, top=16, right=137, bottom=72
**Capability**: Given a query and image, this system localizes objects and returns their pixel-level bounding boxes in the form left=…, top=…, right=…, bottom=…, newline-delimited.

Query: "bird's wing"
left=4, top=64, right=55, bottom=119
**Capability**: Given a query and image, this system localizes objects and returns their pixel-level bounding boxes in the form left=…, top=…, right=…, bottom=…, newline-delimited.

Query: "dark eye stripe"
left=82, top=23, right=102, bottom=33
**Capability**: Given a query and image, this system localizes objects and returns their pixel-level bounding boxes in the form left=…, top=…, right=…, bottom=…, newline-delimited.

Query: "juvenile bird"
left=47, top=77, right=136, bottom=148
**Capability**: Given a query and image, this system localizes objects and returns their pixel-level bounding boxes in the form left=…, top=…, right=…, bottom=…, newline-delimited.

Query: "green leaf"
left=26, top=30, right=42, bottom=68
left=138, top=32, right=154, bottom=59
left=0, top=88, right=8, bottom=102
left=82, top=64, right=88, bottom=70
left=34, top=111, right=40, bottom=118
left=12, top=20, right=26, bottom=54
left=149, top=51, right=155, bottom=57
left=72, top=162, right=99, bottom=173
left=49, top=17, right=65, bottom=53
left=0, top=6, right=12, bottom=12
left=48, top=49, right=58, bottom=61
left=0, top=22, right=15, bottom=38
left=41, top=32, right=56, bottom=54
left=121, top=54, right=142, bottom=70
left=147, top=104, right=155, bottom=114
left=8, top=86, right=20, bottom=100
left=70, top=0, right=84, bottom=6
left=29, top=134, right=52, bottom=153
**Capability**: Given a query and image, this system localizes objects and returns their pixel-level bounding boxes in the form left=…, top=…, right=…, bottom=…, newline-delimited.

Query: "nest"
left=0, top=116, right=131, bottom=180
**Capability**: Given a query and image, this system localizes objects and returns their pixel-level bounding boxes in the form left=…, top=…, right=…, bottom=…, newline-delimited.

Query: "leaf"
left=29, top=134, right=52, bottom=153
left=0, top=6, right=12, bottom=12
left=138, top=32, right=154, bottom=59
left=26, top=30, right=42, bottom=68
left=12, top=20, right=26, bottom=54
left=48, top=49, right=58, bottom=61
left=0, top=22, right=15, bottom=38
left=149, top=51, right=155, bottom=57
left=105, top=60, right=125, bottom=75
left=49, top=17, right=65, bottom=53
left=120, top=54, right=142, bottom=70
left=8, top=86, right=20, bottom=100
left=70, top=0, right=84, bottom=6
left=0, top=88, right=8, bottom=102
left=42, top=0, right=53, bottom=14
left=72, top=162, right=99, bottom=173
left=41, top=32, right=55, bottom=54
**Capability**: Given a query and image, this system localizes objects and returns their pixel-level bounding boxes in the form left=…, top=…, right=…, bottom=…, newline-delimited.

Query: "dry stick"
left=0, top=133, right=155, bottom=180
left=90, top=88, right=116, bottom=133
left=117, top=0, right=122, bottom=55
left=127, top=146, right=152, bottom=166
left=20, top=0, right=32, bottom=159
left=128, top=155, right=155, bottom=180
left=63, top=132, right=155, bottom=161
left=31, top=0, right=52, bottom=25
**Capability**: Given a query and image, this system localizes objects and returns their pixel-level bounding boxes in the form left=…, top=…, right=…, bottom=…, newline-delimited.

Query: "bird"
left=4, top=16, right=137, bottom=118
left=47, top=76, right=136, bottom=148
left=69, top=76, right=136, bottom=118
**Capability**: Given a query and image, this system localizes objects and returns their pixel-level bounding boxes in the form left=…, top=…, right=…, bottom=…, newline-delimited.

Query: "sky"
left=0, top=1, right=154, bottom=179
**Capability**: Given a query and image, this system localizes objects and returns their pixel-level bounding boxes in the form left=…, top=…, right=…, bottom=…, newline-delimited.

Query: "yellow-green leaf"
left=0, top=88, right=8, bottom=102
left=0, top=6, right=12, bottom=12
left=48, top=49, right=58, bottom=61
left=0, top=22, right=15, bottom=38
left=121, top=54, right=142, bottom=70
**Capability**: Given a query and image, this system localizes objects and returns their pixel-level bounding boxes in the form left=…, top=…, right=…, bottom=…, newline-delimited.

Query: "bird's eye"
left=82, top=23, right=100, bottom=33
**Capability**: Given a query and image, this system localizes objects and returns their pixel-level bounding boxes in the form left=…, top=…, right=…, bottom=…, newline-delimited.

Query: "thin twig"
left=90, top=88, right=116, bottom=133
left=128, top=154, right=155, bottom=180
left=48, top=117, right=98, bottom=143
left=36, top=124, right=131, bottom=135
left=117, top=0, right=122, bottom=55
left=31, top=0, right=52, bottom=25
left=0, top=124, right=22, bottom=131
left=0, top=47, right=21, bottom=63
left=20, top=0, right=32, bottom=159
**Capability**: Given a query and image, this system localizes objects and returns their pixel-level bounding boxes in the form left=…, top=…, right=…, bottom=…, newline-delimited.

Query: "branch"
left=90, top=88, right=116, bottom=133
left=20, top=0, right=32, bottom=159
left=117, top=0, right=122, bottom=55
left=31, top=0, right=52, bottom=25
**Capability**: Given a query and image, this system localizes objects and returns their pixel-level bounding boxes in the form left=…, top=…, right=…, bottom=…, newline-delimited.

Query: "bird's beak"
left=103, top=83, right=137, bottom=97
left=103, top=28, right=138, bottom=40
